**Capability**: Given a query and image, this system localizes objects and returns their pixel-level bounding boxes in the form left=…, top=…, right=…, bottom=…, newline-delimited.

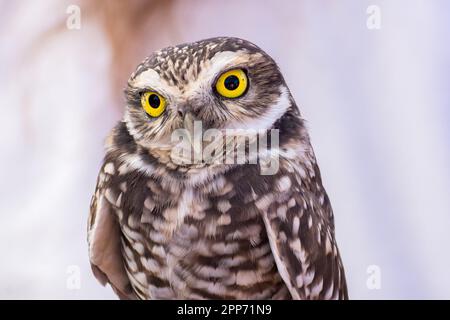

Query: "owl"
left=88, top=37, right=348, bottom=300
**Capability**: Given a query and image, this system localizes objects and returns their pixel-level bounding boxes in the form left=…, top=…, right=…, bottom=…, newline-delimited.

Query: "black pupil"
left=148, top=94, right=160, bottom=108
left=224, top=75, right=240, bottom=90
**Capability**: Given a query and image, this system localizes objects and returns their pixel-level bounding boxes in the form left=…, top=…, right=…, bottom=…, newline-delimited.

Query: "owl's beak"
left=177, top=102, right=199, bottom=128
left=182, top=112, right=196, bottom=133
left=181, top=111, right=203, bottom=156
left=176, top=102, right=195, bottom=118
left=177, top=101, right=201, bottom=121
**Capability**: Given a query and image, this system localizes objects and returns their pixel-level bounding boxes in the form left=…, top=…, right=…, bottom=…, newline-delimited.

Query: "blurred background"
left=1, top=0, right=449, bottom=299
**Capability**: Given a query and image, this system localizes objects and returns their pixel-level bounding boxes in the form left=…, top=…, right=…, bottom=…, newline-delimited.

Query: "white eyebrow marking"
left=131, top=68, right=161, bottom=88
left=180, top=50, right=259, bottom=95
left=201, top=51, right=252, bottom=80
left=131, top=68, right=179, bottom=97
left=129, top=51, right=262, bottom=100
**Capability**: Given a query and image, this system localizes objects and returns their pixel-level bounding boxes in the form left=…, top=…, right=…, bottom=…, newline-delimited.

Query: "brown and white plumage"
left=88, top=37, right=348, bottom=299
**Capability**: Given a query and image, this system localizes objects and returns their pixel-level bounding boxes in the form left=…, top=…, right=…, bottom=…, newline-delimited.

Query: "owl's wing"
left=261, top=164, right=348, bottom=300
left=87, top=165, right=136, bottom=299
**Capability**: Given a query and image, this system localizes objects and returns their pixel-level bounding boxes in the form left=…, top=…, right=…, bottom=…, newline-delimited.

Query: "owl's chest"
left=116, top=173, right=287, bottom=299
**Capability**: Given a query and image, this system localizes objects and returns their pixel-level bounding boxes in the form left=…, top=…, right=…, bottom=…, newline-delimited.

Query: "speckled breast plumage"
left=103, top=163, right=289, bottom=299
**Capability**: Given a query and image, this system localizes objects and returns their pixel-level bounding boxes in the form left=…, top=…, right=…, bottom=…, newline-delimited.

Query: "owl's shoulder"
left=104, top=121, right=138, bottom=157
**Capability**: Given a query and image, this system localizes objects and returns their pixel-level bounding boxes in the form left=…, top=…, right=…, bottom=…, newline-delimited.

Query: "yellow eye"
left=215, top=69, right=248, bottom=98
left=141, top=92, right=166, bottom=117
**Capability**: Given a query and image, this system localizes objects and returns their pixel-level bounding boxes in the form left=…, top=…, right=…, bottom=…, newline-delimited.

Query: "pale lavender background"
left=0, top=0, right=449, bottom=299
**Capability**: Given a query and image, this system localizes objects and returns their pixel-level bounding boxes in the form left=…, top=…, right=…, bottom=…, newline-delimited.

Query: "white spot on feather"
left=296, top=275, right=304, bottom=288
left=104, top=162, right=115, bottom=175
left=217, top=200, right=231, bottom=213
left=218, top=214, right=231, bottom=225
left=288, top=198, right=296, bottom=208
left=292, top=216, right=300, bottom=235
left=277, top=176, right=292, bottom=192
left=276, top=205, right=287, bottom=221
left=236, top=270, right=260, bottom=286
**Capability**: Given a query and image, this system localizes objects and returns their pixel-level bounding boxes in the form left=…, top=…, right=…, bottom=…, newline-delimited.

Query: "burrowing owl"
left=88, top=37, right=348, bottom=299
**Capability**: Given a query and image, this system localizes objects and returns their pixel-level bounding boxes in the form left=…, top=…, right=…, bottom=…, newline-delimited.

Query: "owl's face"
left=124, top=37, right=292, bottom=158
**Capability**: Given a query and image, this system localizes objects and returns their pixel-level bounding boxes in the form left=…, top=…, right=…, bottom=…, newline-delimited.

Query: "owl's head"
left=123, top=37, right=300, bottom=167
